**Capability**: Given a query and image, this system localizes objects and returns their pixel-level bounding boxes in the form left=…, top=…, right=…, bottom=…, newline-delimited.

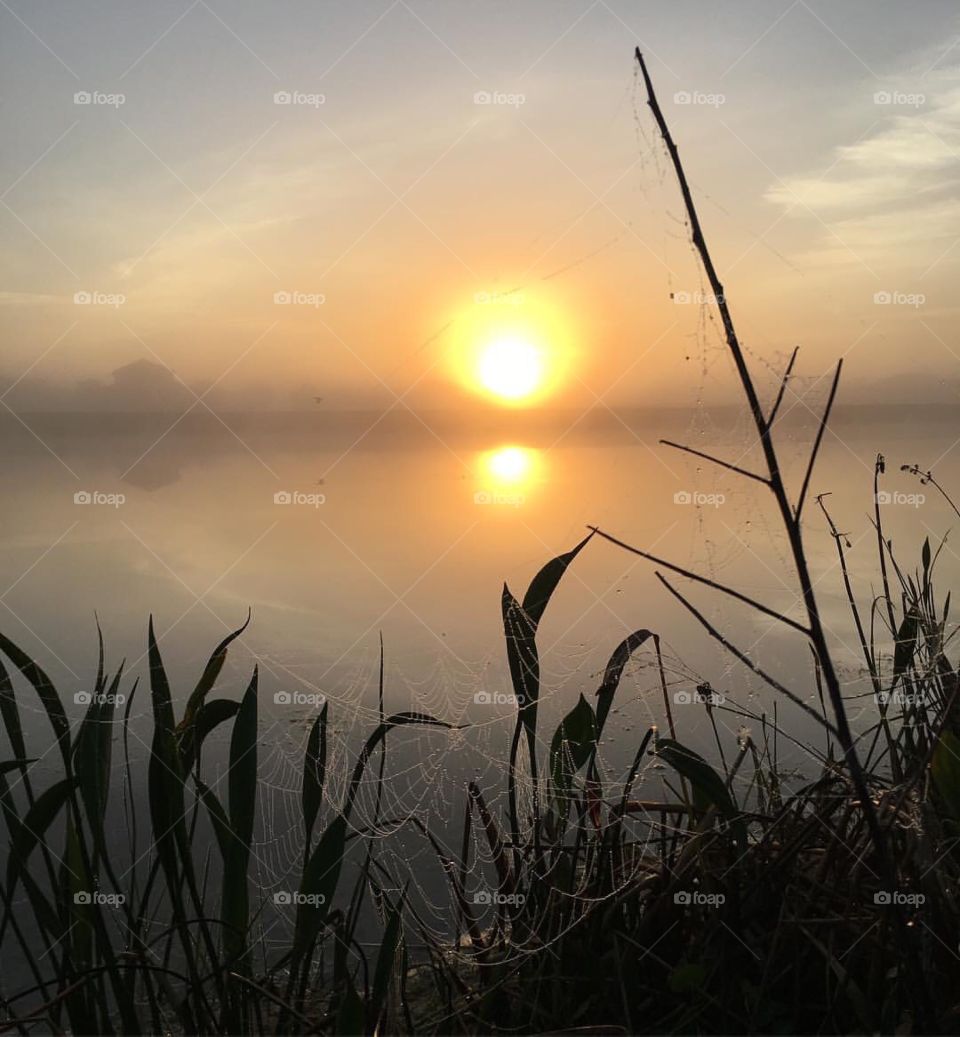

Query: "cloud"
left=0, top=291, right=63, bottom=307
left=765, top=59, right=960, bottom=261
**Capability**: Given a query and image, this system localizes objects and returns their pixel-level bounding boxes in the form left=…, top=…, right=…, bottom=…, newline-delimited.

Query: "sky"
left=1, top=0, right=960, bottom=412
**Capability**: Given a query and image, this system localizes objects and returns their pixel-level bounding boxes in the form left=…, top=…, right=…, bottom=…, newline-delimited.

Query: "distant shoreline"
left=1, top=402, right=956, bottom=447
left=2, top=400, right=957, bottom=423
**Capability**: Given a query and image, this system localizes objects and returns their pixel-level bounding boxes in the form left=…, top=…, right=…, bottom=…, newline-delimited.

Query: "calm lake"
left=5, top=403, right=959, bottom=759
left=1, top=403, right=958, bottom=965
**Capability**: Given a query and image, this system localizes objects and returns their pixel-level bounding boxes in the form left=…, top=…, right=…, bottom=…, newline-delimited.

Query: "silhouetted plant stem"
left=817, top=493, right=902, bottom=782
left=633, top=47, right=889, bottom=876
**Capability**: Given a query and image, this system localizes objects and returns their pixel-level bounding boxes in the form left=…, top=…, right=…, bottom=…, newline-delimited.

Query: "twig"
left=653, top=633, right=677, bottom=741
left=654, top=572, right=839, bottom=739
left=873, top=455, right=899, bottom=638
left=659, top=439, right=768, bottom=484
left=816, top=493, right=900, bottom=781
left=633, top=47, right=887, bottom=876
left=589, top=526, right=810, bottom=637
left=794, top=360, right=842, bottom=522
left=766, top=345, right=800, bottom=429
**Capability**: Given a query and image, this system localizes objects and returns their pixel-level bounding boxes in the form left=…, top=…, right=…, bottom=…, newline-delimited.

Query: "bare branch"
left=634, top=49, right=767, bottom=439
left=765, top=345, right=800, bottom=428
left=794, top=360, right=843, bottom=522
left=590, top=525, right=810, bottom=637
left=654, top=572, right=840, bottom=739
left=634, top=47, right=888, bottom=877
left=659, top=439, right=768, bottom=485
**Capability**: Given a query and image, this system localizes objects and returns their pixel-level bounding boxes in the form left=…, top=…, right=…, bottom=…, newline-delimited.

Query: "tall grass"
left=0, top=620, right=454, bottom=1035
left=2, top=513, right=959, bottom=1033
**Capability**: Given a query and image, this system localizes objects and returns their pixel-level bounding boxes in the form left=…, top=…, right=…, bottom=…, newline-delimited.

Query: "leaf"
left=345, top=712, right=456, bottom=821
left=932, top=731, right=960, bottom=820
left=72, top=669, right=122, bottom=843
left=0, top=631, right=71, bottom=767
left=179, top=697, right=241, bottom=772
left=302, top=702, right=328, bottom=853
left=228, top=669, right=258, bottom=852
left=467, top=781, right=512, bottom=893
left=292, top=813, right=347, bottom=958
left=22, top=867, right=63, bottom=940
left=223, top=668, right=258, bottom=964
left=66, top=815, right=94, bottom=974
left=549, top=694, right=597, bottom=806
left=194, top=777, right=233, bottom=862
left=335, top=970, right=364, bottom=1037
left=370, top=885, right=406, bottom=1030
left=148, top=617, right=177, bottom=736
left=0, top=758, right=36, bottom=776
left=922, top=537, right=932, bottom=574
left=6, top=776, right=78, bottom=899
left=502, top=585, right=539, bottom=742
left=521, top=531, right=593, bottom=627
left=93, top=618, right=105, bottom=695
left=147, top=618, right=188, bottom=904
left=0, top=657, right=27, bottom=763
left=655, top=737, right=746, bottom=848
left=893, top=609, right=919, bottom=682
left=595, top=629, right=654, bottom=737
left=178, top=611, right=250, bottom=734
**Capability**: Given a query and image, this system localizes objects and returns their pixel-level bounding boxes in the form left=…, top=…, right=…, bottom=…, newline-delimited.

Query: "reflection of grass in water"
left=3, top=52, right=960, bottom=1036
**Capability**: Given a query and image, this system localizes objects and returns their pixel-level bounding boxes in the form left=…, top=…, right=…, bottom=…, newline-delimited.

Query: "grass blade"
left=0, top=631, right=71, bottom=768
left=521, top=531, right=593, bottom=626
left=302, top=701, right=328, bottom=856
left=595, top=629, right=654, bottom=737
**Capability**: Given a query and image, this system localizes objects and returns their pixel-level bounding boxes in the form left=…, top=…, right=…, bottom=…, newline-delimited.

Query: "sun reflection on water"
left=475, top=445, right=543, bottom=506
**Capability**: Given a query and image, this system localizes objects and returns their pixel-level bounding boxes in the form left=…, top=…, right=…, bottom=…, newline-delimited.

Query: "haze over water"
left=5, top=403, right=959, bottom=786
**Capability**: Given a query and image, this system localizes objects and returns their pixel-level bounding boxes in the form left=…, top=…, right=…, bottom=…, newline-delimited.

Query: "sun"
left=444, top=287, right=577, bottom=405
left=477, top=337, right=543, bottom=401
